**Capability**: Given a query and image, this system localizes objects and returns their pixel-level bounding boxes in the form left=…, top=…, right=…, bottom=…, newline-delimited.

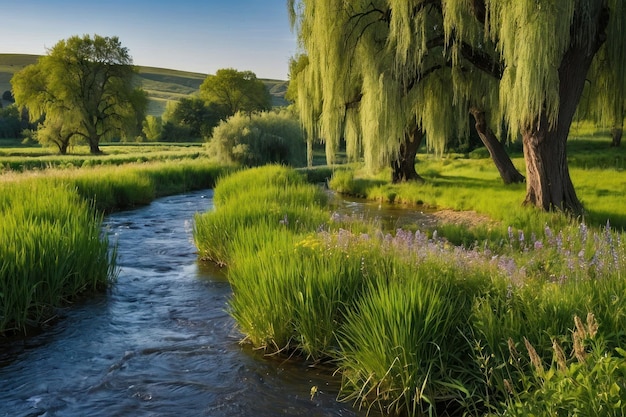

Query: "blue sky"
left=1, top=0, right=297, bottom=79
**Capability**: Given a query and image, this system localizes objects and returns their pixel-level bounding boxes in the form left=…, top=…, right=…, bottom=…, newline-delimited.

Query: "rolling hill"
left=0, top=54, right=289, bottom=115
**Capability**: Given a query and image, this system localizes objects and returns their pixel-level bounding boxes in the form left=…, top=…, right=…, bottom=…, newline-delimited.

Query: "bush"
left=0, top=106, right=23, bottom=139
left=207, top=109, right=306, bottom=167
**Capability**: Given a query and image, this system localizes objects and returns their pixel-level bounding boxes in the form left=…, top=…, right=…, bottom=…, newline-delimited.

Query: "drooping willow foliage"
left=288, top=0, right=625, bottom=173
left=581, top=1, right=626, bottom=129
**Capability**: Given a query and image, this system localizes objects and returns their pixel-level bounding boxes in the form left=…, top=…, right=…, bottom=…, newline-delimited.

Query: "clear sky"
left=1, top=0, right=297, bottom=80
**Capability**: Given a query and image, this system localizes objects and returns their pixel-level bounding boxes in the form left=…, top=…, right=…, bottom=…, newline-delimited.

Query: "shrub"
left=207, top=109, right=306, bottom=167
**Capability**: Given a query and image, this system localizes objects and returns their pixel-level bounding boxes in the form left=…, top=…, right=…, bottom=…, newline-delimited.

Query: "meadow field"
left=193, top=131, right=626, bottom=416
left=2, top=50, right=626, bottom=414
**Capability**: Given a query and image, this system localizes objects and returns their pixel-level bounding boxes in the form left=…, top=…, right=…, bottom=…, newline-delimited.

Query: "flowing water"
left=0, top=190, right=375, bottom=417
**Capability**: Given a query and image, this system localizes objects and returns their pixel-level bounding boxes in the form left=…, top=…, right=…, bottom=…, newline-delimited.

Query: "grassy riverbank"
left=194, top=164, right=626, bottom=416
left=1, top=158, right=229, bottom=335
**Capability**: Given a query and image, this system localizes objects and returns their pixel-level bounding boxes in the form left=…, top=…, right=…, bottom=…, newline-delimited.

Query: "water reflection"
left=327, top=191, right=437, bottom=231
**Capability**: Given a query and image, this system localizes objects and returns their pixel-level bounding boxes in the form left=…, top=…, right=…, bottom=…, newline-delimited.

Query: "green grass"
left=194, top=164, right=626, bottom=417
left=0, top=142, right=206, bottom=171
left=0, top=158, right=229, bottom=335
left=0, top=181, right=114, bottom=334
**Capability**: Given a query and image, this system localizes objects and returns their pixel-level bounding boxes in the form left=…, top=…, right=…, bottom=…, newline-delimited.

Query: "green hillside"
left=0, top=54, right=288, bottom=116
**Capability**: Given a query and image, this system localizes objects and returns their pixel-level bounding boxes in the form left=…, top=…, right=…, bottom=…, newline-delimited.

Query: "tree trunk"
left=89, top=142, right=102, bottom=154
left=611, top=126, right=622, bottom=147
left=307, top=136, right=313, bottom=167
left=521, top=113, right=582, bottom=214
left=88, top=132, right=102, bottom=154
left=391, top=127, right=424, bottom=183
left=521, top=5, right=608, bottom=215
left=469, top=108, right=524, bottom=184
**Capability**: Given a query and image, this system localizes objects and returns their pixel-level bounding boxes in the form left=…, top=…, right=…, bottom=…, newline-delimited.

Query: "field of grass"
left=0, top=54, right=288, bottom=115
left=193, top=161, right=626, bottom=416
left=0, top=139, right=206, bottom=171
left=0, top=143, right=230, bottom=335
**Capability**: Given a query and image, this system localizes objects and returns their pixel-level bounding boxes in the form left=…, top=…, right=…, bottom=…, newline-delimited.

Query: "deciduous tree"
left=199, top=68, right=272, bottom=118
left=11, top=34, right=146, bottom=154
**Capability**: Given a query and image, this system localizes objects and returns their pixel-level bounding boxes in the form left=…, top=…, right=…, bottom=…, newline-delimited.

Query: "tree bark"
left=469, top=108, right=525, bottom=184
left=89, top=141, right=102, bottom=154
left=521, top=6, right=608, bottom=215
left=521, top=113, right=582, bottom=214
left=391, top=127, right=424, bottom=183
left=87, top=129, right=102, bottom=154
left=611, top=126, right=622, bottom=147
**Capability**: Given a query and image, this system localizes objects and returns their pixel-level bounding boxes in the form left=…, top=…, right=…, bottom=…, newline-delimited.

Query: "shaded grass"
left=329, top=150, right=626, bottom=249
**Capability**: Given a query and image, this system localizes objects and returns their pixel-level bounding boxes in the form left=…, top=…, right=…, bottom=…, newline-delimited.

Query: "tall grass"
left=194, top=165, right=328, bottom=266
left=0, top=182, right=114, bottom=334
left=195, top=164, right=626, bottom=416
left=1, top=158, right=228, bottom=335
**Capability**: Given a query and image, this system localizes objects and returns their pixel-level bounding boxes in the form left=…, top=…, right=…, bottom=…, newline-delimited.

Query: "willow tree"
left=480, top=0, right=620, bottom=214
left=579, top=21, right=626, bottom=147
left=291, top=0, right=625, bottom=214
left=288, top=0, right=522, bottom=184
left=11, top=34, right=145, bottom=154
left=289, top=0, right=471, bottom=183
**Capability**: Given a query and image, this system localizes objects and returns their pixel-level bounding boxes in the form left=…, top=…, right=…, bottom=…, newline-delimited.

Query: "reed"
left=0, top=182, right=114, bottom=334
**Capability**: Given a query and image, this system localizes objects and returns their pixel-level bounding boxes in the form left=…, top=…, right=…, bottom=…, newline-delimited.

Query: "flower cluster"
left=308, top=215, right=625, bottom=286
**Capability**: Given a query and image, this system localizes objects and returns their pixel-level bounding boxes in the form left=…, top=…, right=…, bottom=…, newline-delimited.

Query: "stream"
left=0, top=190, right=376, bottom=417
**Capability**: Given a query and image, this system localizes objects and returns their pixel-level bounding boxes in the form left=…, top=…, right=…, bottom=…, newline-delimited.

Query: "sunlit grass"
left=195, top=164, right=626, bottom=416
left=0, top=143, right=205, bottom=171
left=0, top=158, right=228, bottom=335
left=0, top=182, right=114, bottom=334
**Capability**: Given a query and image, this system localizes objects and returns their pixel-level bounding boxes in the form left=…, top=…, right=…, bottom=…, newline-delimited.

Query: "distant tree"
left=11, top=34, right=147, bottom=154
left=207, top=109, right=305, bottom=166
left=199, top=68, right=272, bottom=117
left=0, top=106, right=22, bottom=139
left=120, top=88, right=149, bottom=142
left=36, top=117, right=77, bottom=154
left=165, top=97, right=224, bottom=139
left=2, top=91, right=14, bottom=103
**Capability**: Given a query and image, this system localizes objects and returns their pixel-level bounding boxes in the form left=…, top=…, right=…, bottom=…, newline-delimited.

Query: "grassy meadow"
left=3, top=49, right=626, bottom=414
left=193, top=150, right=626, bottom=416
left=0, top=142, right=229, bottom=335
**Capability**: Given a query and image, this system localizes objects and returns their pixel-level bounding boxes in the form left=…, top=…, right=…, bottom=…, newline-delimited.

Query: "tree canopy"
left=11, top=34, right=147, bottom=154
left=199, top=68, right=272, bottom=118
left=289, top=0, right=625, bottom=214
